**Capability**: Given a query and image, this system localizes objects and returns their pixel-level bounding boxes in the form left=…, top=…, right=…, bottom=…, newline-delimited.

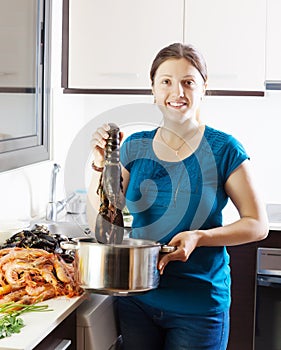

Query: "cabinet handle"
left=0, top=72, right=15, bottom=77
left=265, top=80, right=281, bottom=90
left=54, top=339, right=72, bottom=350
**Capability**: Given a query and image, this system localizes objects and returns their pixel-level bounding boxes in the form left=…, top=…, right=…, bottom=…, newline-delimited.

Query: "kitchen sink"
left=29, top=214, right=93, bottom=239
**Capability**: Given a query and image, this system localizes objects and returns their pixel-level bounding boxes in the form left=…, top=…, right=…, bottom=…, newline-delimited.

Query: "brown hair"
left=150, top=43, right=208, bottom=86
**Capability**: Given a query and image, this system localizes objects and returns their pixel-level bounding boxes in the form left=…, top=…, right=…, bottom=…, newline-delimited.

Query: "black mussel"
left=6, top=230, right=31, bottom=243
left=58, top=234, right=69, bottom=241
left=37, top=233, right=57, bottom=244
left=0, top=225, right=76, bottom=263
left=60, top=253, right=74, bottom=263
left=32, top=238, right=56, bottom=249
left=0, top=242, right=17, bottom=249
left=31, top=224, right=50, bottom=234
left=54, top=247, right=63, bottom=254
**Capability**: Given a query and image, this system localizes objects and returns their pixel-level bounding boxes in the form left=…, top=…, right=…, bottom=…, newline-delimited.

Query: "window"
left=0, top=0, right=51, bottom=172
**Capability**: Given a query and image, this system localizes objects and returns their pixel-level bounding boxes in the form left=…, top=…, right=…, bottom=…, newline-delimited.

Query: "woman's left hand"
left=158, top=230, right=201, bottom=275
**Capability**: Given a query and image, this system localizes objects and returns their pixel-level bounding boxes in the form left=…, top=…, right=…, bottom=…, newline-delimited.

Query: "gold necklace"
left=159, top=128, right=186, bottom=156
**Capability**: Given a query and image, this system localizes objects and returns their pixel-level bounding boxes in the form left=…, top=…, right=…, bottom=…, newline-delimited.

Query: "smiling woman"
left=0, top=0, right=51, bottom=172
left=88, top=42, right=268, bottom=350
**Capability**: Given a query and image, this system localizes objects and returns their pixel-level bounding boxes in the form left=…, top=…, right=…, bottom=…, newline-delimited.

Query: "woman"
left=88, top=43, right=268, bottom=350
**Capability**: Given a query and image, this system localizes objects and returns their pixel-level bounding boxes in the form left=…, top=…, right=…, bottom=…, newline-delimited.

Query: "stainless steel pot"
left=61, top=237, right=175, bottom=296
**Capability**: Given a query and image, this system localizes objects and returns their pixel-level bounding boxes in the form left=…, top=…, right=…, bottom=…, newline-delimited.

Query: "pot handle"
left=160, top=245, right=177, bottom=253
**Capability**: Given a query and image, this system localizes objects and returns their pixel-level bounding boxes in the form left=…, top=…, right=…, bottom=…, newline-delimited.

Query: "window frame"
left=0, top=0, right=51, bottom=172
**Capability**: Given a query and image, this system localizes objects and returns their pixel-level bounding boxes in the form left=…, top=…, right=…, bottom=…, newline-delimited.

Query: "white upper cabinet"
left=68, top=0, right=184, bottom=89
left=266, top=0, right=281, bottom=82
left=66, top=0, right=270, bottom=93
left=184, top=0, right=266, bottom=92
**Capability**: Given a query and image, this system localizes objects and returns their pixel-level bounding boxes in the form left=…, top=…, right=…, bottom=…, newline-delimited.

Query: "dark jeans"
left=117, top=297, right=229, bottom=350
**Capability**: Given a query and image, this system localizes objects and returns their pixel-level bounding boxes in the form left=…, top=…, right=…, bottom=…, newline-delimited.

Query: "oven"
left=254, top=247, right=281, bottom=350
left=76, top=294, right=121, bottom=350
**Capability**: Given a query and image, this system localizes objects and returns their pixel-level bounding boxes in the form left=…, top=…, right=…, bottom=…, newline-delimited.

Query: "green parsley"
left=0, top=302, right=52, bottom=339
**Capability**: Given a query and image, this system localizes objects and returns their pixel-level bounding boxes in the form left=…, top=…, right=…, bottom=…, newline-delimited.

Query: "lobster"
left=95, top=123, right=125, bottom=244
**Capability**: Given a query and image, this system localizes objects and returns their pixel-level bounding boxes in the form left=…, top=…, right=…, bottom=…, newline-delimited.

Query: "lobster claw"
left=95, top=212, right=110, bottom=244
left=102, top=163, right=122, bottom=205
left=95, top=209, right=124, bottom=244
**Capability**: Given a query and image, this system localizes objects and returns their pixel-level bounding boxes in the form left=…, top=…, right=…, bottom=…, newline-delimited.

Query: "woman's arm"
left=199, top=160, right=269, bottom=246
left=158, top=160, right=269, bottom=273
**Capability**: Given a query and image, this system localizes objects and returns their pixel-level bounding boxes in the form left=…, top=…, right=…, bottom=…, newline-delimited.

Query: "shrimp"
left=25, top=284, right=47, bottom=296
left=0, top=288, right=26, bottom=304
left=0, top=247, right=83, bottom=305
left=18, top=285, right=56, bottom=305
left=0, top=247, right=49, bottom=262
left=3, top=261, right=38, bottom=288
left=52, top=255, right=72, bottom=284
left=34, top=285, right=56, bottom=301
left=0, top=284, right=12, bottom=296
left=0, top=270, right=7, bottom=287
left=40, top=265, right=58, bottom=286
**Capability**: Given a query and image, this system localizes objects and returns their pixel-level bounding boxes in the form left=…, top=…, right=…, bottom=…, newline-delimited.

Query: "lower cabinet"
left=227, top=230, right=280, bottom=350
left=34, top=310, right=76, bottom=350
left=227, top=242, right=257, bottom=350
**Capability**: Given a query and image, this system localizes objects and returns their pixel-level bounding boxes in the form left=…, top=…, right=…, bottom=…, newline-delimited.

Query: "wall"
left=1, top=0, right=281, bottom=232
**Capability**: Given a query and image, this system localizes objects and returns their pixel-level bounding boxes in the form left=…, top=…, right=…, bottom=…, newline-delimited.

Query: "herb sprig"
left=0, top=302, right=52, bottom=339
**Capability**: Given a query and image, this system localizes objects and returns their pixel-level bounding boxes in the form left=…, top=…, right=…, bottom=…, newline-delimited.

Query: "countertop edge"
left=0, top=294, right=86, bottom=350
left=269, top=223, right=281, bottom=231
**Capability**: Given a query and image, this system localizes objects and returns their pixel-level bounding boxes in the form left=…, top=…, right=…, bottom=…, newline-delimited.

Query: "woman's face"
left=152, top=58, right=206, bottom=123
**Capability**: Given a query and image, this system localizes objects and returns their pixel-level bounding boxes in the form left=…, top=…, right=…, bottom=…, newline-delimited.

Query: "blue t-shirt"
left=120, top=125, right=249, bottom=315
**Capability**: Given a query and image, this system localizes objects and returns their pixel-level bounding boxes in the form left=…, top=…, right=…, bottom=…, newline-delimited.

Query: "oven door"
left=254, top=247, right=281, bottom=350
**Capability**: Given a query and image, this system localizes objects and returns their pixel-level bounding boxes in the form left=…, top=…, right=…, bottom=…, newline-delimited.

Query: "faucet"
left=46, top=163, right=76, bottom=221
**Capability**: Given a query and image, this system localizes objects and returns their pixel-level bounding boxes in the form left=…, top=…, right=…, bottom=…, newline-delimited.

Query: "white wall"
left=1, top=0, right=281, bottom=232
left=202, top=92, right=281, bottom=201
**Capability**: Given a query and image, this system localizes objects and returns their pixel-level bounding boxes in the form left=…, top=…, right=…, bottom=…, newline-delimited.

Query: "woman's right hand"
left=91, top=123, right=110, bottom=167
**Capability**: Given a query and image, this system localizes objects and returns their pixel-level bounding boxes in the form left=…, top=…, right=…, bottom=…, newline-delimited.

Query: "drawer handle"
left=54, top=339, right=72, bottom=350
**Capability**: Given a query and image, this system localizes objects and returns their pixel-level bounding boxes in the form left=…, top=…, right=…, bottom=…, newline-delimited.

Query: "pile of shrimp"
left=0, top=247, right=83, bottom=305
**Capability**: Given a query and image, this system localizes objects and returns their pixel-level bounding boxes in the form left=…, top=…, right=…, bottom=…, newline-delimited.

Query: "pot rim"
left=74, top=237, right=161, bottom=248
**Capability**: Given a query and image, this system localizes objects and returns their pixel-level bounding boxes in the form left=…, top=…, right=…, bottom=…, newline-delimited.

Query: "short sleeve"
left=221, top=135, right=249, bottom=182
left=120, top=129, right=157, bottom=172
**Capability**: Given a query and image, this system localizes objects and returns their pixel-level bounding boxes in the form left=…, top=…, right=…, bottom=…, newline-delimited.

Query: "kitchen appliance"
left=62, top=237, right=175, bottom=295
left=76, top=294, right=121, bottom=350
left=254, top=247, right=281, bottom=350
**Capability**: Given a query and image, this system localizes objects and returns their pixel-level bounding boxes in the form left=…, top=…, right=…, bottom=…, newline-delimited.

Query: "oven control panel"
left=257, top=247, right=281, bottom=276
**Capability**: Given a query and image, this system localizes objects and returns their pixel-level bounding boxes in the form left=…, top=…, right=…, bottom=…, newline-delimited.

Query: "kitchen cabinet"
left=63, top=0, right=266, bottom=95
left=184, top=0, right=266, bottom=92
left=227, top=242, right=256, bottom=350
left=66, top=0, right=184, bottom=90
left=34, top=310, right=76, bottom=350
left=265, top=0, right=281, bottom=88
left=227, top=230, right=281, bottom=350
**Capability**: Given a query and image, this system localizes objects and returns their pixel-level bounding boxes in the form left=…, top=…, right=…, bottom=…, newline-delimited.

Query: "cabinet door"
left=184, top=0, right=266, bottom=92
left=266, top=0, right=281, bottom=83
left=34, top=311, right=76, bottom=350
left=68, top=0, right=184, bottom=89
